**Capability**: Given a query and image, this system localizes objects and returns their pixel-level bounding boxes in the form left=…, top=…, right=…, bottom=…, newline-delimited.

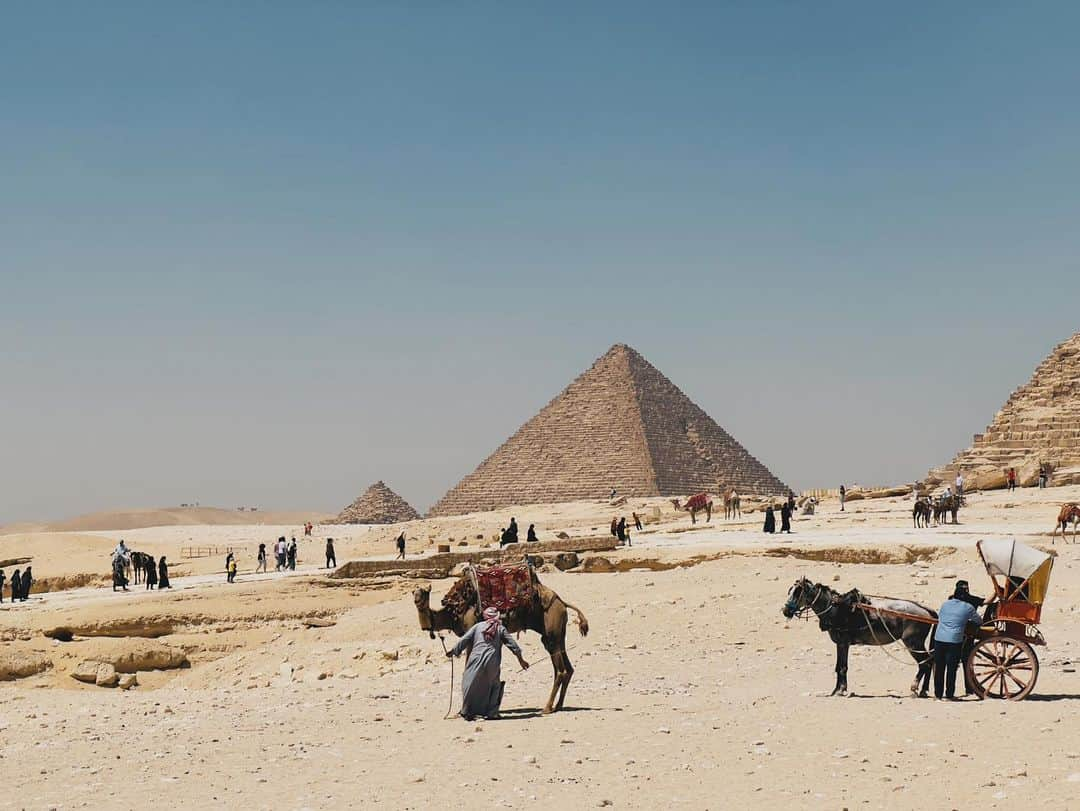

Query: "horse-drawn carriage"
left=783, top=538, right=1053, bottom=700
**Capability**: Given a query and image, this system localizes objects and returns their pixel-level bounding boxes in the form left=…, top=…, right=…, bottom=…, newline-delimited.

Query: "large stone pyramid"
left=336, top=481, right=420, bottom=524
left=928, top=331, right=1080, bottom=488
left=427, top=344, right=788, bottom=516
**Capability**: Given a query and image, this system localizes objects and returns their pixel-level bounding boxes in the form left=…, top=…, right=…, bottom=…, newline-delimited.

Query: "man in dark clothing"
left=763, top=506, right=776, bottom=534
left=632, top=512, right=643, bottom=532
left=839, top=485, right=846, bottom=512
left=507, top=518, right=518, bottom=543
left=780, top=502, right=793, bottom=533
left=0, top=569, right=5, bottom=603
left=616, top=516, right=627, bottom=544
left=934, top=581, right=982, bottom=700
left=325, top=538, right=337, bottom=569
left=395, top=532, right=406, bottom=560
left=610, top=517, right=619, bottom=539
left=287, top=540, right=297, bottom=571
left=19, top=567, right=32, bottom=601
left=526, top=524, right=538, bottom=542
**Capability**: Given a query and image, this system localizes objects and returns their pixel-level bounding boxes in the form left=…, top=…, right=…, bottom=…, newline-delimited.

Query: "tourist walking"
left=934, top=581, right=982, bottom=700
left=1006, top=467, right=1017, bottom=491
left=227, top=555, right=237, bottom=583
left=632, top=512, right=643, bottom=532
left=616, top=516, right=627, bottom=545
left=325, top=538, right=336, bottom=569
left=446, top=607, right=530, bottom=721
left=395, top=532, right=406, bottom=560
left=275, top=537, right=287, bottom=571
left=287, top=539, right=297, bottom=571
left=257, top=543, right=267, bottom=573
left=839, top=485, right=846, bottom=512
left=158, top=556, right=171, bottom=589
left=780, top=501, right=792, bottom=533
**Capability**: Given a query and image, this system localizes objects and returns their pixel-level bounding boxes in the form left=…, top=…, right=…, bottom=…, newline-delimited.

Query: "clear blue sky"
left=3, top=3, right=1078, bottom=523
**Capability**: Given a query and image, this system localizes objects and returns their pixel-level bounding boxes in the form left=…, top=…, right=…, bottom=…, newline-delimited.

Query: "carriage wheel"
left=965, top=637, right=1039, bottom=700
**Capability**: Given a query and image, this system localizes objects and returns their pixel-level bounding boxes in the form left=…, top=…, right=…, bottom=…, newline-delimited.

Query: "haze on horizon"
left=3, top=4, right=1078, bottom=525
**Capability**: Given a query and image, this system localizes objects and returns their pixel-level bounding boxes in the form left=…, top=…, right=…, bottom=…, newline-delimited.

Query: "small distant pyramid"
left=428, top=344, right=788, bottom=516
left=336, top=481, right=420, bottom=524
left=928, top=331, right=1080, bottom=486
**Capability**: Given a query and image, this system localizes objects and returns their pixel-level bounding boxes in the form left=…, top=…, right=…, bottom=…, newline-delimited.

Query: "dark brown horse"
left=782, top=578, right=936, bottom=696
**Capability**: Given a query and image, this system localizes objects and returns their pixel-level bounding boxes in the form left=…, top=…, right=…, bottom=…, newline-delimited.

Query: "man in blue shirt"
left=934, top=580, right=983, bottom=700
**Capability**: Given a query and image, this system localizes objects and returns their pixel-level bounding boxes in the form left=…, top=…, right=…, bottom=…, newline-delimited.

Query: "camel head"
left=413, top=586, right=435, bottom=639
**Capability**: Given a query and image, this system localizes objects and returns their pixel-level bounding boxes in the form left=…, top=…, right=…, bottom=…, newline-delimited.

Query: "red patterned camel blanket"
left=685, top=492, right=711, bottom=511
left=441, top=563, right=536, bottom=619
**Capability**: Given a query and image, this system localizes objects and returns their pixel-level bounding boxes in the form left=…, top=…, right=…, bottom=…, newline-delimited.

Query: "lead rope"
left=439, top=634, right=456, bottom=720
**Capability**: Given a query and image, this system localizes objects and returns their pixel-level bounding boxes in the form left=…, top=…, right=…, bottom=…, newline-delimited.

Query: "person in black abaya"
left=11, top=570, right=22, bottom=602
left=763, top=506, right=776, bottom=534
left=526, top=524, right=538, bottom=542
left=158, top=557, right=171, bottom=589
left=0, top=569, right=5, bottom=604
left=780, top=502, right=793, bottom=534
left=19, top=567, right=32, bottom=601
left=145, top=556, right=157, bottom=590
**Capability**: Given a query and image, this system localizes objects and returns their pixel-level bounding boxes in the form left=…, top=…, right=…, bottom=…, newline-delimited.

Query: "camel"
left=413, top=569, right=589, bottom=714
left=720, top=487, right=741, bottom=519
left=681, top=492, right=713, bottom=524
left=1055, top=503, right=1080, bottom=544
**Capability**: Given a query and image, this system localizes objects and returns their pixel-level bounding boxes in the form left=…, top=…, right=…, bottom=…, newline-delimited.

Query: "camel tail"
left=564, top=601, right=589, bottom=637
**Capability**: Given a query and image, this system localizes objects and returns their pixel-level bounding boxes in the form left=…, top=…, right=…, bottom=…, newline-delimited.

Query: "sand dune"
left=4, top=505, right=335, bottom=534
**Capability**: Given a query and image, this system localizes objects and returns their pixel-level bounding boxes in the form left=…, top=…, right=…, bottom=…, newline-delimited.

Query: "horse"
left=781, top=578, right=936, bottom=696
left=932, top=494, right=960, bottom=525
left=1055, top=503, right=1080, bottom=544
left=912, top=498, right=932, bottom=528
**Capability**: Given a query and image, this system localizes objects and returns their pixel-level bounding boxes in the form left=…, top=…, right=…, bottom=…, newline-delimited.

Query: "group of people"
left=0, top=567, right=32, bottom=603
left=110, top=540, right=171, bottom=592
left=763, top=492, right=797, bottom=534
left=609, top=513, right=641, bottom=546
left=265, top=537, right=298, bottom=572
left=498, top=518, right=540, bottom=547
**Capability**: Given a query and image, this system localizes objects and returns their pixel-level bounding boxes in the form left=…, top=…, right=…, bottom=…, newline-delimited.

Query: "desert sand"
left=1, top=485, right=1079, bottom=809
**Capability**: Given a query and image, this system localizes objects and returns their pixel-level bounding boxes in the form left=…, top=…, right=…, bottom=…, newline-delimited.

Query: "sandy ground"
left=1, top=485, right=1079, bottom=809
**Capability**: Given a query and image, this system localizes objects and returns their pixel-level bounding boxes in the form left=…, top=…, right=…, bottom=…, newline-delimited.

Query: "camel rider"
left=447, top=607, right=530, bottom=721
left=933, top=580, right=982, bottom=701
left=113, top=540, right=130, bottom=562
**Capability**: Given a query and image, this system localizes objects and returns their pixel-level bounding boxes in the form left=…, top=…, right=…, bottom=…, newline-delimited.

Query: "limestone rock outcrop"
left=335, top=481, right=420, bottom=524
left=928, top=332, right=1080, bottom=488
left=0, top=650, right=50, bottom=681
left=428, top=344, right=788, bottom=516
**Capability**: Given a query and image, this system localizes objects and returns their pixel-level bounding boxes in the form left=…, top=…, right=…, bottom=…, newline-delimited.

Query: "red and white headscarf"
left=481, top=606, right=501, bottom=642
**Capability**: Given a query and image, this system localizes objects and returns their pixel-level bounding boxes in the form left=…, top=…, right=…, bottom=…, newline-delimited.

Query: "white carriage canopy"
left=977, top=538, right=1053, bottom=604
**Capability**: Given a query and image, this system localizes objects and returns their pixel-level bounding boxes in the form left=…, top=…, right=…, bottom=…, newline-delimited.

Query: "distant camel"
left=721, top=487, right=741, bottom=519
left=682, top=492, right=713, bottom=524
left=413, top=570, right=589, bottom=715
left=1055, top=503, right=1080, bottom=544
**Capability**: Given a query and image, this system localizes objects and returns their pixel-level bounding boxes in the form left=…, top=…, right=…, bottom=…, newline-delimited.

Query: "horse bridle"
left=785, top=581, right=836, bottom=620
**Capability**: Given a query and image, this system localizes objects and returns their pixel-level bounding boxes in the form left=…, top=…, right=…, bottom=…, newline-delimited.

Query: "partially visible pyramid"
left=928, top=332, right=1080, bottom=487
left=427, top=344, right=788, bottom=516
left=336, top=481, right=420, bottom=524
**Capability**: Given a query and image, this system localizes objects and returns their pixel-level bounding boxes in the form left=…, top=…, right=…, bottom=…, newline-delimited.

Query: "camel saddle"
left=441, top=563, right=536, bottom=619
left=685, top=492, right=710, bottom=511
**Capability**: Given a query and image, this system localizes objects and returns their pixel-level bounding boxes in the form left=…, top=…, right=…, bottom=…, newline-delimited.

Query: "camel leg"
left=541, top=636, right=563, bottom=715
left=552, top=647, right=574, bottom=710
